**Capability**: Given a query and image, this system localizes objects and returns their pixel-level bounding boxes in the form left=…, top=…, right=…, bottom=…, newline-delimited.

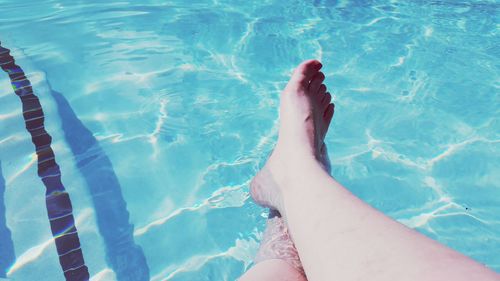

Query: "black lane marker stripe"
left=0, top=42, right=90, bottom=281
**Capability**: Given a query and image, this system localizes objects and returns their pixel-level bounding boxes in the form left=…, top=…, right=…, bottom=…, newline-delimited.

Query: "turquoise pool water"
left=0, top=0, right=499, bottom=280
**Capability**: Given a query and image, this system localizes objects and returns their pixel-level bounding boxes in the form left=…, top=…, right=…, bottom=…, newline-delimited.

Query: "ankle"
left=283, top=159, right=327, bottom=192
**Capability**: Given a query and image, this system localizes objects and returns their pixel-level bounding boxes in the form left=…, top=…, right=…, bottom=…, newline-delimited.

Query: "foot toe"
left=324, top=103, right=335, bottom=127
left=317, top=84, right=327, bottom=96
left=322, top=92, right=331, bottom=107
left=309, top=72, right=325, bottom=93
left=290, top=60, right=322, bottom=89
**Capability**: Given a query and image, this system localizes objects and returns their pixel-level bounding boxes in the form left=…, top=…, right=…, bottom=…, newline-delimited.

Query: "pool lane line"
left=0, top=43, right=90, bottom=281
left=0, top=161, right=16, bottom=278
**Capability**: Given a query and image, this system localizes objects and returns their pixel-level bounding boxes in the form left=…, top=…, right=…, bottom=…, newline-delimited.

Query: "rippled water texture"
left=0, top=0, right=499, bottom=280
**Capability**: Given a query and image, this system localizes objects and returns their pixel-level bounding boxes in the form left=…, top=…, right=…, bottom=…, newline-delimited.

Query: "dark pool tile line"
left=0, top=41, right=150, bottom=280
left=0, top=42, right=90, bottom=281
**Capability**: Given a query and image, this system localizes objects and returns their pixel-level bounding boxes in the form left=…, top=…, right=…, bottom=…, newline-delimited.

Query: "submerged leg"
left=250, top=60, right=499, bottom=281
left=238, top=259, right=306, bottom=281
left=239, top=210, right=306, bottom=281
left=254, top=210, right=304, bottom=275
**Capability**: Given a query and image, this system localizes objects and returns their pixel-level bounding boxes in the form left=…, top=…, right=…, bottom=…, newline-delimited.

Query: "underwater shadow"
left=0, top=161, right=15, bottom=278
left=49, top=89, right=150, bottom=281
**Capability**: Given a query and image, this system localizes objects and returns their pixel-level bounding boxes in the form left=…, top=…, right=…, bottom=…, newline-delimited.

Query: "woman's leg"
left=239, top=210, right=306, bottom=281
left=239, top=259, right=305, bottom=281
left=250, top=60, right=499, bottom=281
left=240, top=89, right=335, bottom=281
left=253, top=210, right=305, bottom=275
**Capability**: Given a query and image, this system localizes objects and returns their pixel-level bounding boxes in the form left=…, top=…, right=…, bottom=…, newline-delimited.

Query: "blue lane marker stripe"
left=50, top=88, right=150, bottom=281
left=0, top=42, right=90, bottom=281
left=0, top=161, right=15, bottom=278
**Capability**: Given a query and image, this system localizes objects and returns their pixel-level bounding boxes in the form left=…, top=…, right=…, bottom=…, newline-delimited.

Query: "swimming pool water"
left=0, top=0, right=499, bottom=280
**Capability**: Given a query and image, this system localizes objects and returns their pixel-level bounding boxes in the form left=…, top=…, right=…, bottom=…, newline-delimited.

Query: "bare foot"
left=251, top=60, right=334, bottom=212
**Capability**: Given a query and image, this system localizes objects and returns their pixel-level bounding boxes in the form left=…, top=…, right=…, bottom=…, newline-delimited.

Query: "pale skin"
left=240, top=60, right=499, bottom=281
